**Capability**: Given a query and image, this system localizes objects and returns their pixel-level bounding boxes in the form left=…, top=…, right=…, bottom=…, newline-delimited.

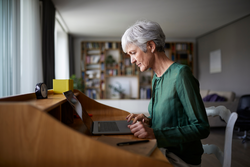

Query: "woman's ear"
left=147, top=41, right=156, bottom=53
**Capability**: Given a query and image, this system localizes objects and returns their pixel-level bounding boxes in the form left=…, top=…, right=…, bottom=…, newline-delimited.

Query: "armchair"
left=235, top=95, right=250, bottom=143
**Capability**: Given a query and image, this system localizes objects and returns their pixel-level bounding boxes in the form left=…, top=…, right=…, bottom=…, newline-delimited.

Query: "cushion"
left=208, top=91, right=235, bottom=101
left=203, top=94, right=226, bottom=102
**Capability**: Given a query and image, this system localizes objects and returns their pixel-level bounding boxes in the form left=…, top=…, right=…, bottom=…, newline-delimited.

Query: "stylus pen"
left=116, top=140, right=149, bottom=146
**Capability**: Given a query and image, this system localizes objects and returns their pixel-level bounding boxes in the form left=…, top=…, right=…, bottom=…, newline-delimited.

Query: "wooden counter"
left=0, top=90, right=172, bottom=167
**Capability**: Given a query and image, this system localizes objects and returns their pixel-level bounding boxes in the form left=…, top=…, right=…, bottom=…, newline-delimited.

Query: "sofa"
left=200, top=90, right=238, bottom=127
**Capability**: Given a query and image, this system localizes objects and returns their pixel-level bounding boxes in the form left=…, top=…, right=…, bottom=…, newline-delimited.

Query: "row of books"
left=86, top=89, right=98, bottom=99
left=81, top=72, right=85, bottom=80
left=85, top=78, right=100, bottom=87
left=105, top=42, right=119, bottom=49
left=84, top=42, right=120, bottom=50
left=171, top=54, right=192, bottom=62
left=86, top=55, right=100, bottom=64
left=101, top=81, right=105, bottom=91
left=100, top=73, right=105, bottom=80
left=125, top=67, right=133, bottom=75
left=175, top=43, right=189, bottom=51
left=124, top=58, right=132, bottom=66
left=86, top=83, right=106, bottom=99
left=140, top=88, right=151, bottom=99
left=85, top=42, right=101, bottom=49
left=168, top=43, right=193, bottom=53
left=101, top=63, right=105, bottom=71
left=106, top=69, right=119, bottom=76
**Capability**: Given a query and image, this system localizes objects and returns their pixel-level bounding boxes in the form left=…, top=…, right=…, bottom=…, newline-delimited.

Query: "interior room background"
left=74, top=15, right=250, bottom=98
left=1, top=0, right=250, bottom=99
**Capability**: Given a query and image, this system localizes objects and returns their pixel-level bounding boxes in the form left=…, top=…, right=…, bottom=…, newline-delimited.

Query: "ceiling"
left=52, top=0, right=250, bottom=39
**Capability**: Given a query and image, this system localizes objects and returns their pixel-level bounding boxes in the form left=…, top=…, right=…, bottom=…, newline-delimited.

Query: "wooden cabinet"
left=81, top=41, right=194, bottom=100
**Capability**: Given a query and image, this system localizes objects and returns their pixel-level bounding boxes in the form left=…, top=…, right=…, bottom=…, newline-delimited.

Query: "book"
left=97, top=136, right=157, bottom=156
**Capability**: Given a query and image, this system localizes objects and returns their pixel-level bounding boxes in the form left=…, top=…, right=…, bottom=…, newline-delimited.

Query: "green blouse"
left=148, top=62, right=210, bottom=165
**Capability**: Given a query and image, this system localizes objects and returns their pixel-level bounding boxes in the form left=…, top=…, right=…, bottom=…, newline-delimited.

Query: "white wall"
left=197, top=15, right=250, bottom=97
left=96, top=99, right=150, bottom=115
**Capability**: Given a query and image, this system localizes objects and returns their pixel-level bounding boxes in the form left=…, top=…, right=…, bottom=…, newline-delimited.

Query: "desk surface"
left=0, top=90, right=172, bottom=167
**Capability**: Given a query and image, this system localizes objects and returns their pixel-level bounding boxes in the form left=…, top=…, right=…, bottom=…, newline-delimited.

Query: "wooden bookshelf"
left=81, top=41, right=140, bottom=100
left=81, top=42, right=105, bottom=99
left=165, top=42, right=194, bottom=73
left=81, top=41, right=194, bottom=100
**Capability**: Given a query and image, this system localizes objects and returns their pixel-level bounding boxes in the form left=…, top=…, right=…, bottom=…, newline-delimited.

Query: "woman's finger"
left=126, top=114, right=131, bottom=119
left=126, top=113, right=134, bottom=122
left=126, top=113, right=132, bottom=119
left=132, top=116, right=139, bottom=124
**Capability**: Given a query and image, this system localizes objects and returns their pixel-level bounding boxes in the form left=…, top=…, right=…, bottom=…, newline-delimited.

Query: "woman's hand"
left=126, top=113, right=151, bottom=125
left=128, top=120, right=155, bottom=139
left=126, top=113, right=144, bottom=123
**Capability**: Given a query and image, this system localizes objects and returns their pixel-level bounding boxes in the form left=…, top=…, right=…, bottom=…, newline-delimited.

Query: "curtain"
left=0, top=0, right=44, bottom=97
left=68, top=34, right=75, bottom=77
left=0, top=0, right=20, bottom=97
left=41, top=0, right=55, bottom=89
left=20, top=0, right=43, bottom=94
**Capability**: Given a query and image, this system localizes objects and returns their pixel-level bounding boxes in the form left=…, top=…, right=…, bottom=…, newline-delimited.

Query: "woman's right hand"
left=126, top=113, right=149, bottom=125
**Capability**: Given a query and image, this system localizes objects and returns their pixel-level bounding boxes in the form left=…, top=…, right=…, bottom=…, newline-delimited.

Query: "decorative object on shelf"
left=35, top=82, right=48, bottom=99
left=86, top=71, right=97, bottom=78
left=53, top=79, right=74, bottom=94
left=109, top=82, right=125, bottom=99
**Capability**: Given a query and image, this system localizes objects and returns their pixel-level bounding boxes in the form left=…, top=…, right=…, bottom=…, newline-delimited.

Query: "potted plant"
left=70, top=74, right=84, bottom=92
left=106, top=55, right=116, bottom=67
left=108, top=82, right=125, bottom=99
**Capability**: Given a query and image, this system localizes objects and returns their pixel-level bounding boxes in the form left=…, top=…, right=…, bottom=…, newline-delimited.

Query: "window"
left=0, top=0, right=42, bottom=97
left=54, top=11, right=69, bottom=79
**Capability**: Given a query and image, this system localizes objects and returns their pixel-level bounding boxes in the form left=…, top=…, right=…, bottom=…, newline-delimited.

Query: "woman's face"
left=126, top=44, right=153, bottom=72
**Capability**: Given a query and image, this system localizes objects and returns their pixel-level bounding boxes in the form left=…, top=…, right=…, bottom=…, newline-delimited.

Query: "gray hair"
left=121, top=20, right=166, bottom=53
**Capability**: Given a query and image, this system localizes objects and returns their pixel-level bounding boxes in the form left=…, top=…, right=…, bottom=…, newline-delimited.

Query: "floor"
left=201, top=127, right=250, bottom=167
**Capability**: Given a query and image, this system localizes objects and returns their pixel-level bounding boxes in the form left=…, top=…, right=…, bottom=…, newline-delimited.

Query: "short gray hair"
left=121, top=20, right=166, bottom=53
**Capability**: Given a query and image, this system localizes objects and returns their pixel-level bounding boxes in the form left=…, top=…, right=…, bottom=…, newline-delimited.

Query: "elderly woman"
left=122, top=20, right=210, bottom=167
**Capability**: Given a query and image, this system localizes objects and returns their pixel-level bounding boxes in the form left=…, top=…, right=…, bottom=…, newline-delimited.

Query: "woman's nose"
left=131, top=56, right=136, bottom=64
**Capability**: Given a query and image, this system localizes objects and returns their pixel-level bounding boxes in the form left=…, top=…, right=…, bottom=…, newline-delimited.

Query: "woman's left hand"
left=128, top=120, right=155, bottom=139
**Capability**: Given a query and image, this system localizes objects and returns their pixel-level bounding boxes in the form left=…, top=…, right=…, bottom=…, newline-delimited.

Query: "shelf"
left=86, top=63, right=100, bottom=65
left=86, top=68, right=101, bottom=70
left=106, top=67, right=119, bottom=70
left=86, top=77, right=100, bottom=79
left=105, top=48, right=120, bottom=51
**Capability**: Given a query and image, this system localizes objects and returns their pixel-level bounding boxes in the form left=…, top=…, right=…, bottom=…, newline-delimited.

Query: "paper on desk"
left=97, top=136, right=157, bottom=156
